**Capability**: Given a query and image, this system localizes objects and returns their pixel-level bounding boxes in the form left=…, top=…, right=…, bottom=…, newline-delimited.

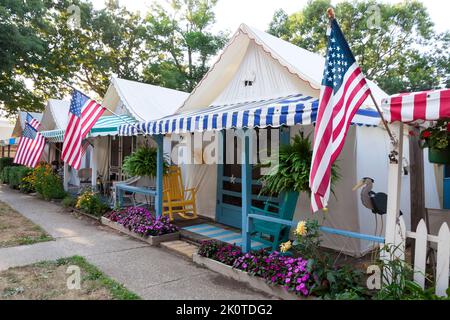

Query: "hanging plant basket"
left=428, top=147, right=450, bottom=164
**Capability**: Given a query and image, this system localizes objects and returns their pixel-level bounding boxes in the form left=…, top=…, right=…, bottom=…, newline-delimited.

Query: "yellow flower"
left=295, top=221, right=307, bottom=236
left=280, top=240, right=292, bottom=253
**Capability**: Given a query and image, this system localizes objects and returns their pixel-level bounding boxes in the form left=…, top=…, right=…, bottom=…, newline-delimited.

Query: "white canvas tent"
left=120, top=24, right=440, bottom=256
left=93, top=77, right=189, bottom=189
left=11, top=111, right=42, bottom=138
left=39, top=99, right=92, bottom=187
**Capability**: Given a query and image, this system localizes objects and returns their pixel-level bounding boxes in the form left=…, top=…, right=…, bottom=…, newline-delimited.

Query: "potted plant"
left=122, top=145, right=168, bottom=183
left=259, top=132, right=341, bottom=206
left=419, top=119, right=450, bottom=164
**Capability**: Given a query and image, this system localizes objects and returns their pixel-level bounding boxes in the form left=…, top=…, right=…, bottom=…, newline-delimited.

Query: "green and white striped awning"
left=89, top=115, right=137, bottom=137
left=41, top=129, right=65, bottom=143
left=40, top=115, right=137, bottom=143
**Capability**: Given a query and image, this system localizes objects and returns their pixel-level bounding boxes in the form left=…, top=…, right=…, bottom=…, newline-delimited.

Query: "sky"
left=91, top=0, right=449, bottom=34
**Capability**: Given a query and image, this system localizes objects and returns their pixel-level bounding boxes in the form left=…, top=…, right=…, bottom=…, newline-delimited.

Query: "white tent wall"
left=183, top=163, right=217, bottom=219
left=213, top=41, right=315, bottom=106
left=290, top=125, right=361, bottom=255
left=355, top=127, right=411, bottom=254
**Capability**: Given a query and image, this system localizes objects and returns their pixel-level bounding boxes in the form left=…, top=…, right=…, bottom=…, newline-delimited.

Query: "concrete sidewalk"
left=0, top=187, right=272, bottom=300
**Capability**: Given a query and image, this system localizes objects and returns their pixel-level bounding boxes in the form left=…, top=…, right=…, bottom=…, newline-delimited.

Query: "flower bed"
left=197, top=240, right=313, bottom=299
left=102, top=207, right=179, bottom=246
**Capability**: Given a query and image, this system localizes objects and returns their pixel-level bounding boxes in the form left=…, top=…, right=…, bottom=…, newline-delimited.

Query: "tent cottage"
left=88, top=77, right=189, bottom=193
left=39, top=99, right=94, bottom=189
left=120, top=24, right=440, bottom=257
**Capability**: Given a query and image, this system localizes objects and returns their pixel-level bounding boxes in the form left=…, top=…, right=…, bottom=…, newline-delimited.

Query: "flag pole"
left=65, top=84, right=148, bottom=137
left=326, top=8, right=396, bottom=145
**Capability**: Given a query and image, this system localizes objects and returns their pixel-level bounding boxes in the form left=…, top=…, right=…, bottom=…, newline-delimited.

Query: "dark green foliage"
left=62, top=195, right=77, bottom=208
left=0, top=158, right=15, bottom=172
left=122, top=146, right=167, bottom=178
left=33, top=165, right=66, bottom=200
left=39, top=174, right=66, bottom=200
left=0, top=166, right=12, bottom=184
left=76, top=190, right=109, bottom=217
left=7, top=166, right=32, bottom=190
left=260, top=132, right=340, bottom=195
left=268, top=0, right=450, bottom=94
left=142, top=0, right=228, bottom=91
left=0, top=0, right=226, bottom=116
left=307, top=257, right=367, bottom=299
left=373, top=244, right=450, bottom=300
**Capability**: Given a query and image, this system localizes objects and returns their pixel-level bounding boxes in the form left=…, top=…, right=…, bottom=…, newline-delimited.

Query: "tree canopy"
left=142, top=0, right=228, bottom=92
left=1, top=0, right=448, bottom=118
left=0, top=0, right=226, bottom=117
left=268, top=0, right=450, bottom=94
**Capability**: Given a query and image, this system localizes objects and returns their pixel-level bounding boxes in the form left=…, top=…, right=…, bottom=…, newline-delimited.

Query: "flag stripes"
left=13, top=123, right=45, bottom=168
left=61, top=90, right=105, bottom=170
left=309, top=18, right=371, bottom=212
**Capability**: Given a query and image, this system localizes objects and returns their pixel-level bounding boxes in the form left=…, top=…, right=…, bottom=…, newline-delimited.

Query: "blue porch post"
left=155, top=135, right=164, bottom=217
left=241, top=131, right=252, bottom=252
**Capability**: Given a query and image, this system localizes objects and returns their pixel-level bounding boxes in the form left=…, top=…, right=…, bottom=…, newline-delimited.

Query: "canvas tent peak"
left=40, top=99, right=70, bottom=132
left=11, top=111, right=42, bottom=138
left=102, top=77, right=189, bottom=122
left=176, top=23, right=388, bottom=114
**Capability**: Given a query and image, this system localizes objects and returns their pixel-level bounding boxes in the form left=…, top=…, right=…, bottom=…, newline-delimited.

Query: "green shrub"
left=19, top=170, right=35, bottom=193
left=32, top=163, right=66, bottom=200
left=76, top=190, right=109, bottom=216
left=62, top=195, right=77, bottom=208
left=1, top=166, right=12, bottom=184
left=8, top=166, right=33, bottom=190
left=40, top=174, right=66, bottom=200
left=0, top=157, right=15, bottom=172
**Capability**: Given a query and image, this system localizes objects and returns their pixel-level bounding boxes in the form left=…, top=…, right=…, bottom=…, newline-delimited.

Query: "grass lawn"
left=0, top=200, right=52, bottom=248
left=0, top=256, right=140, bottom=300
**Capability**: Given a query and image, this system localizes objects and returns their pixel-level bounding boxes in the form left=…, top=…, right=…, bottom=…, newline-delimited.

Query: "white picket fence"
left=392, top=217, right=450, bottom=297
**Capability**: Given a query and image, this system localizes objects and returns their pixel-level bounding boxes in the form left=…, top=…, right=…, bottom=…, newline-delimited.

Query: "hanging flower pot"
left=428, top=146, right=450, bottom=164
left=419, top=120, right=450, bottom=164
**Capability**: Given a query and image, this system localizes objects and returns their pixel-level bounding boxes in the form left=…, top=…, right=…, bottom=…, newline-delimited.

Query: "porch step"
left=161, top=240, right=199, bottom=259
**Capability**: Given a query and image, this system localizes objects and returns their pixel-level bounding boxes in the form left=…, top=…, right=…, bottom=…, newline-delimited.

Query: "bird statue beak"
left=352, top=180, right=365, bottom=191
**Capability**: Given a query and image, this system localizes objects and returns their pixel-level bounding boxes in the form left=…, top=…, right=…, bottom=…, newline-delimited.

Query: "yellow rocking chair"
left=162, top=166, right=198, bottom=220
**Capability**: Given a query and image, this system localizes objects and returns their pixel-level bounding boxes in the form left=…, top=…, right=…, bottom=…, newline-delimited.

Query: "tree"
left=0, top=0, right=62, bottom=116
left=268, top=0, right=450, bottom=94
left=0, top=0, right=147, bottom=116
left=142, top=0, right=228, bottom=92
left=53, top=0, right=147, bottom=97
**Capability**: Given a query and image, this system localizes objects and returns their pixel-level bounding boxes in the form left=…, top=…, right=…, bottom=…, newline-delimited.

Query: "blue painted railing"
left=244, top=213, right=385, bottom=252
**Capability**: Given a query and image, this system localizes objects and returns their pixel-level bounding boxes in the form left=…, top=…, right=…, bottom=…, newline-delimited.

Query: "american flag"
left=26, top=112, right=40, bottom=130
left=309, top=18, right=371, bottom=212
left=61, top=90, right=105, bottom=170
left=81, top=139, right=92, bottom=157
left=13, top=123, right=46, bottom=168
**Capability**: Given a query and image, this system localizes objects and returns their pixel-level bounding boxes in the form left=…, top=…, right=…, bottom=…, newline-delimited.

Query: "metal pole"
left=155, top=135, right=164, bottom=217
left=241, top=131, right=252, bottom=253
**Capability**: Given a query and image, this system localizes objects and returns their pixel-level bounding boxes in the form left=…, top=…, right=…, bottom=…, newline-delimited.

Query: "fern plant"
left=260, top=132, right=340, bottom=195
left=122, top=146, right=168, bottom=178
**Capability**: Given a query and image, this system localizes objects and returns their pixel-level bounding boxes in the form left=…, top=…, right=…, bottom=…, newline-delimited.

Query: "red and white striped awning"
left=381, top=88, right=450, bottom=123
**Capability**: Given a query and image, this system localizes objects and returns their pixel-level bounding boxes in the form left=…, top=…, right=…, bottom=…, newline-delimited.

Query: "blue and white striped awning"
left=41, top=115, right=137, bottom=142
left=119, top=93, right=381, bottom=136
